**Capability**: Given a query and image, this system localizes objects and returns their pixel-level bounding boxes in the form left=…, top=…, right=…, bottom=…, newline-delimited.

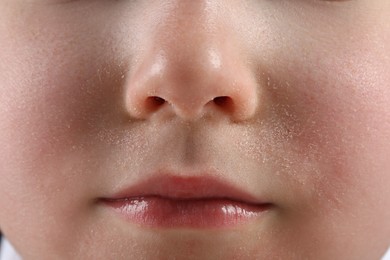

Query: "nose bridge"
left=156, top=1, right=222, bottom=76
left=126, top=1, right=259, bottom=121
left=161, top=0, right=217, bottom=38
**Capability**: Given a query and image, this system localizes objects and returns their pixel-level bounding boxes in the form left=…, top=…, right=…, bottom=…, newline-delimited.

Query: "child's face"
left=1, top=0, right=390, bottom=259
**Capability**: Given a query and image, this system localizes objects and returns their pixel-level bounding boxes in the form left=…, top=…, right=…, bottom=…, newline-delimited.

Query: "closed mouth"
left=100, top=174, right=273, bottom=228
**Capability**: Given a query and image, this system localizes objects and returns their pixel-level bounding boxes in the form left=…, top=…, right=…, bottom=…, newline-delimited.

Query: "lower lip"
left=102, top=196, right=271, bottom=228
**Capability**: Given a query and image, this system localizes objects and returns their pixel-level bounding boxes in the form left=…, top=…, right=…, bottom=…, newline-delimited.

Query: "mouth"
left=100, top=174, right=273, bottom=229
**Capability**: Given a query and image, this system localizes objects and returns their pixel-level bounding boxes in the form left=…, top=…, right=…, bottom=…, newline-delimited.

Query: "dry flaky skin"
left=0, top=0, right=390, bottom=259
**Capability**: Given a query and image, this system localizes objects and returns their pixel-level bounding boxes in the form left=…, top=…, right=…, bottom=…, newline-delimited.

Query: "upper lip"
left=102, top=173, right=268, bottom=205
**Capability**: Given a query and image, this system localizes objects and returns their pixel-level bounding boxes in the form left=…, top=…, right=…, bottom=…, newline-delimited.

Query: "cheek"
left=0, top=4, right=122, bottom=183
left=242, top=2, right=390, bottom=219
left=274, top=40, right=390, bottom=216
left=0, top=16, right=108, bottom=242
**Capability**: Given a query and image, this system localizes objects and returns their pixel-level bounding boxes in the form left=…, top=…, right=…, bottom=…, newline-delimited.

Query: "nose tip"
left=126, top=47, right=259, bottom=122
left=125, top=7, right=259, bottom=122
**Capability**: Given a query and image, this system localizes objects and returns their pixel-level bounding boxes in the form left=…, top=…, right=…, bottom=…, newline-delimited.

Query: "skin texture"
left=0, top=0, right=390, bottom=259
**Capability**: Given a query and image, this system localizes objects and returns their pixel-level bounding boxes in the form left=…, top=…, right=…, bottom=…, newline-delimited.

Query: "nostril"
left=213, top=96, right=233, bottom=107
left=145, top=96, right=166, bottom=112
left=213, top=96, right=234, bottom=114
left=151, top=96, right=166, bottom=105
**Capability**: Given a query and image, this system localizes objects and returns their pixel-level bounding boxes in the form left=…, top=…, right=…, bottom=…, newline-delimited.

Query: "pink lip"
left=101, top=175, right=272, bottom=229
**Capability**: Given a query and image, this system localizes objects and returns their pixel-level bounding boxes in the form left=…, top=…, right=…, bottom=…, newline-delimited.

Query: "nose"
left=125, top=2, right=259, bottom=122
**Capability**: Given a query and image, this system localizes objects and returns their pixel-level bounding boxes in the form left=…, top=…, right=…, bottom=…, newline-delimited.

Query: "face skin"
left=0, top=0, right=390, bottom=259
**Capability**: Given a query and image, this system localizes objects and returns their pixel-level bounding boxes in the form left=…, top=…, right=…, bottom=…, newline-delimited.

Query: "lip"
left=100, top=174, right=272, bottom=229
